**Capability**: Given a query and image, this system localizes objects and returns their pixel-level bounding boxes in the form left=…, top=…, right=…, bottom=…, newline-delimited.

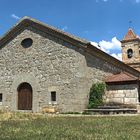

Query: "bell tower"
left=121, top=28, right=140, bottom=71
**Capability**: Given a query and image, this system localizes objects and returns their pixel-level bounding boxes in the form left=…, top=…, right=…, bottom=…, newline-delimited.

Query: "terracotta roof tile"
left=123, top=28, right=138, bottom=41
left=105, top=72, right=138, bottom=83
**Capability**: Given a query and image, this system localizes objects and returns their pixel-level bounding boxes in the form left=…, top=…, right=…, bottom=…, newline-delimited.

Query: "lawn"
left=0, top=112, right=140, bottom=140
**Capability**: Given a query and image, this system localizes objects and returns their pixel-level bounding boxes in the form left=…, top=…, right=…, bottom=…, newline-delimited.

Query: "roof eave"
left=87, top=43, right=140, bottom=77
left=121, top=38, right=140, bottom=43
left=106, top=80, right=139, bottom=85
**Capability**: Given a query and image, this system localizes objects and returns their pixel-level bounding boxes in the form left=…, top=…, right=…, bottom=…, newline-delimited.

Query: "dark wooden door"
left=18, top=84, right=32, bottom=110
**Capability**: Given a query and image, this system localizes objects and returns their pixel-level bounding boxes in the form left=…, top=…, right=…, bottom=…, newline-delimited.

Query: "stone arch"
left=127, top=49, right=133, bottom=58
left=11, top=73, right=41, bottom=112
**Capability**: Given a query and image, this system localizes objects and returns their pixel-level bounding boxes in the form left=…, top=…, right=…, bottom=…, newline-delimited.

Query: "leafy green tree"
left=88, top=82, right=106, bottom=108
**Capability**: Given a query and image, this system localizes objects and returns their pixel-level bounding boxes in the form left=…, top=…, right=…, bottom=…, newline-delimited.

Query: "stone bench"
left=84, top=108, right=137, bottom=115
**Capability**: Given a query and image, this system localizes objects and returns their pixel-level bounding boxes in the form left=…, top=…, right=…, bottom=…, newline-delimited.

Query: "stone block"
left=137, top=105, right=140, bottom=113
left=117, top=90, right=124, bottom=94
left=113, top=93, right=125, bottom=98
left=106, top=98, right=124, bottom=104
left=124, top=98, right=137, bottom=104
left=105, top=91, right=114, bottom=98
left=42, top=106, right=57, bottom=113
left=125, top=91, right=138, bottom=98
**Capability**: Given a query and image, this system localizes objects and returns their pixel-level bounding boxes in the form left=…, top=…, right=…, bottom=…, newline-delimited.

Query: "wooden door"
left=18, top=83, right=32, bottom=110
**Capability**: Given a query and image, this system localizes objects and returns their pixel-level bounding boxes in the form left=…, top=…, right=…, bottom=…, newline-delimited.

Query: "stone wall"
left=0, top=26, right=125, bottom=112
left=122, top=40, right=140, bottom=71
left=122, top=41, right=140, bottom=64
left=105, top=84, right=139, bottom=105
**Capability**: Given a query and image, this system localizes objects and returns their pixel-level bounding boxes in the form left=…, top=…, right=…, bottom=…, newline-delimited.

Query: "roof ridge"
left=0, top=16, right=89, bottom=47
left=21, top=16, right=89, bottom=44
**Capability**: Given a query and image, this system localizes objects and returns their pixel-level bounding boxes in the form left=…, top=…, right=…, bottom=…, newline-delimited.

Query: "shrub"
left=88, top=82, right=106, bottom=108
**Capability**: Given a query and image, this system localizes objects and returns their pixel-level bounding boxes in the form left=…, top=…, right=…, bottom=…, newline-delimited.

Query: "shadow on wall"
left=106, top=84, right=136, bottom=91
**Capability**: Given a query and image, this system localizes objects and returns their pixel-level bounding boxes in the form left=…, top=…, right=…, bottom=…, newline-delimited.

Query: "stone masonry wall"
left=0, top=26, right=123, bottom=112
left=122, top=41, right=140, bottom=64
left=122, top=40, right=140, bottom=71
left=105, top=84, right=139, bottom=105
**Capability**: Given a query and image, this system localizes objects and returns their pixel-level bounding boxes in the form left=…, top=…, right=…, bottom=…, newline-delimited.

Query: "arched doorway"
left=17, top=82, right=33, bottom=110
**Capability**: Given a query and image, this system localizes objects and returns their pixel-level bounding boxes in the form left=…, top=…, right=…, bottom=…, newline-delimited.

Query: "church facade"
left=0, top=17, right=140, bottom=113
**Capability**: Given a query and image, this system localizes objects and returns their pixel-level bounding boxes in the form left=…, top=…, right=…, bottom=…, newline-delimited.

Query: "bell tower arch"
left=121, top=28, right=140, bottom=71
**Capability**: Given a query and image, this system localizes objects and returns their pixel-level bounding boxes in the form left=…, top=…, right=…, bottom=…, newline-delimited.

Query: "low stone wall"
left=105, top=84, right=139, bottom=105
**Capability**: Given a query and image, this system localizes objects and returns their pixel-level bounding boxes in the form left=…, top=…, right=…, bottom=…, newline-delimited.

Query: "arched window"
left=127, top=49, right=133, bottom=58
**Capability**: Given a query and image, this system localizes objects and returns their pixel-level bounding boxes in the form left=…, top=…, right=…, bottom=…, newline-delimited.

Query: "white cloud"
left=99, top=37, right=121, bottom=53
left=11, top=14, right=20, bottom=20
left=111, top=53, right=122, bottom=61
left=90, top=37, right=122, bottom=61
left=103, top=0, right=108, bottom=2
left=90, top=41, right=100, bottom=48
left=62, top=26, right=68, bottom=31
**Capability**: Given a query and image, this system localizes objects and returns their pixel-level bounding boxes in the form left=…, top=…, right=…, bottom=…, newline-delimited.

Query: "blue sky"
left=1, top=0, right=140, bottom=60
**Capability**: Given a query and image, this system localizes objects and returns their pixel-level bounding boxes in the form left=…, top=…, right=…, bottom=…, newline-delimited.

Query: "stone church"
left=0, top=16, right=140, bottom=113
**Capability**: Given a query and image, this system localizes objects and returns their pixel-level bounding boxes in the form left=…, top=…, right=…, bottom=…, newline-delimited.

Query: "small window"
left=0, top=94, right=2, bottom=102
left=127, top=49, right=133, bottom=58
left=21, top=38, right=33, bottom=48
left=51, top=91, right=56, bottom=102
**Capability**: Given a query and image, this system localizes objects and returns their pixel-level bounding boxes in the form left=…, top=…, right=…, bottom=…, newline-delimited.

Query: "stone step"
left=84, top=108, right=137, bottom=115
left=97, top=106, right=121, bottom=109
left=16, top=110, right=33, bottom=113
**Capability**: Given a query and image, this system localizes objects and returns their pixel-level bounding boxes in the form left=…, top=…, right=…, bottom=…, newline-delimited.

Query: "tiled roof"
left=105, top=72, right=138, bottom=83
left=123, top=28, right=138, bottom=41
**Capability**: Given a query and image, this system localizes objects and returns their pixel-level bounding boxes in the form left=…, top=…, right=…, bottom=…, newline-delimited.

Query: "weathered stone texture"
left=105, top=84, right=139, bottom=105
left=122, top=40, right=140, bottom=62
left=122, top=40, right=140, bottom=71
left=0, top=26, right=123, bottom=112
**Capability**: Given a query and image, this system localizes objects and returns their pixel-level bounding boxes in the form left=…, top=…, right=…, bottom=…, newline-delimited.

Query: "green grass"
left=0, top=112, right=140, bottom=140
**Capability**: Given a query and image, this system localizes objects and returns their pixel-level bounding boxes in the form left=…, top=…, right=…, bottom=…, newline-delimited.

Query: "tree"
left=88, top=82, right=106, bottom=108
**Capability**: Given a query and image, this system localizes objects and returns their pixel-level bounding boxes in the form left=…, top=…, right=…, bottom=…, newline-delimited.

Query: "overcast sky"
left=1, top=0, right=140, bottom=60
